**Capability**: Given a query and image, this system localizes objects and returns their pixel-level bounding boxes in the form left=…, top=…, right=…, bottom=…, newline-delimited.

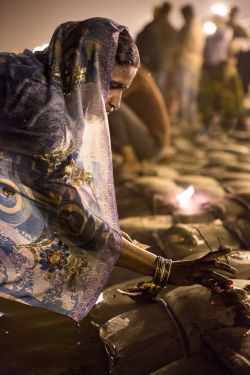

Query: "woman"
left=0, top=17, right=235, bottom=319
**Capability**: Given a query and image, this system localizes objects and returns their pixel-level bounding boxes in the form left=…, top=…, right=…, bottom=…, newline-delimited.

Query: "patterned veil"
left=0, top=18, right=125, bottom=321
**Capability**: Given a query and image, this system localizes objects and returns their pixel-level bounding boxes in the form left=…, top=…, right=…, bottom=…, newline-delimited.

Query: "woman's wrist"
left=153, top=256, right=173, bottom=287
left=117, top=238, right=173, bottom=286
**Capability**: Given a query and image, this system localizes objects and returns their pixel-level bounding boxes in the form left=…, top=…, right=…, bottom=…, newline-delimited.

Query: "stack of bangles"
left=153, top=256, right=173, bottom=288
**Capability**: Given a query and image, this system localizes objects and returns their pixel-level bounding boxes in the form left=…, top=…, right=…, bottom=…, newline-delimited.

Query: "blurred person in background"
left=236, top=49, right=250, bottom=95
left=199, top=57, right=244, bottom=132
left=174, top=4, right=204, bottom=128
left=109, top=64, right=171, bottom=180
left=136, top=2, right=177, bottom=108
left=203, top=15, right=233, bottom=73
left=226, top=5, right=250, bottom=95
left=200, top=12, right=244, bottom=132
left=227, top=5, right=249, bottom=39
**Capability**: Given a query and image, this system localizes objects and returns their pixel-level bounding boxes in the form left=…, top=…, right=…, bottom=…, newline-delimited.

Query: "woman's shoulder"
left=0, top=50, right=49, bottom=114
left=0, top=50, right=70, bottom=155
left=0, top=49, right=45, bottom=80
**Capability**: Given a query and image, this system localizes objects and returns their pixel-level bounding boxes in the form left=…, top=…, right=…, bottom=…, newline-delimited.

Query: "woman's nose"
left=110, top=92, right=122, bottom=111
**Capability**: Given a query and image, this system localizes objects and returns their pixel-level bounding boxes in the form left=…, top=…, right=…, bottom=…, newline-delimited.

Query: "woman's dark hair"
left=115, top=29, right=140, bottom=67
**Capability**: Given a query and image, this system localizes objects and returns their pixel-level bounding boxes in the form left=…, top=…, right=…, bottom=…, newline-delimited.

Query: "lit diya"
left=117, top=281, right=161, bottom=302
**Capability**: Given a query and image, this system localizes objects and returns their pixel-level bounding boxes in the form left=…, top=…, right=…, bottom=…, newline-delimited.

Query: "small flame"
left=95, top=292, right=104, bottom=304
left=176, top=186, right=195, bottom=209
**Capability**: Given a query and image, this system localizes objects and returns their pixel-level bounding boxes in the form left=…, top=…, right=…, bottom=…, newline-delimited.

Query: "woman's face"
left=105, top=64, right=138, bottom=115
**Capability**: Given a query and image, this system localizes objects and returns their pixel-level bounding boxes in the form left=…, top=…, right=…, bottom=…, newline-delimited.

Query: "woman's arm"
left=116, top=236, right=157, bottom=275
left=116, top=237, right=236, bottom=287
left=54, top=179, right=236, bottom=288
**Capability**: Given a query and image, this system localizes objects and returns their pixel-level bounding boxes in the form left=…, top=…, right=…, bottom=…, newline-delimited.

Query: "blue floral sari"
left=0, top=18, right=124, bottom=321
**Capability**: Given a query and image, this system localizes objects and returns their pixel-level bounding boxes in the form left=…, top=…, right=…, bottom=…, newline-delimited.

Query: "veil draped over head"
left=0, top=18, right=125, bottom=321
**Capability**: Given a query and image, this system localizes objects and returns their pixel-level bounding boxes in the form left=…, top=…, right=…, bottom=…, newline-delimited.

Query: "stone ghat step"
left=94, top=280, right=249, bottom=375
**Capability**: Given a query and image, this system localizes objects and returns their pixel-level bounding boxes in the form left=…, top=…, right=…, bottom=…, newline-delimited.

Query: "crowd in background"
left=109, top=2, right=250, bottom=181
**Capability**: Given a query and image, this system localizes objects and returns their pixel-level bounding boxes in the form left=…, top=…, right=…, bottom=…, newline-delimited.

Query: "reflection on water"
left=0, top=298, right=108, bottom=374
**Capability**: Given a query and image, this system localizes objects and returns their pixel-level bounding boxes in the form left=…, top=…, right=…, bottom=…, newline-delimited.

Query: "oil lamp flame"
left=176, top=186, right=195, bottom=209
left=95, top=292, right=104, bottom=304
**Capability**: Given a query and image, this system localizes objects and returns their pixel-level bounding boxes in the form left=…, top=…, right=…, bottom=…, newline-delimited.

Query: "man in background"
left=136, top=2, right=177, bottom=107
left=174, top=4, right=204, bottom=127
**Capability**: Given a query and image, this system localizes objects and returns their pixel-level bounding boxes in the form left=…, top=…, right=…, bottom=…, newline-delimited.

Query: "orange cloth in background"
left=123, top=65, right=171, bottom=147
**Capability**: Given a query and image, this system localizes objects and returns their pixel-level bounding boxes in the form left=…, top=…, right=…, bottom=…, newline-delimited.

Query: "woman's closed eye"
left=109, top=81, right=127, bottom=90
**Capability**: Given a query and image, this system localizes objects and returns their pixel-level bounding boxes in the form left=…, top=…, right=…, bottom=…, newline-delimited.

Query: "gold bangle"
left=153, top=256, right=172, bottom=287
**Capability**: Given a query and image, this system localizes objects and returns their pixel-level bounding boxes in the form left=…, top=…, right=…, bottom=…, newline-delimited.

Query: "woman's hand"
left=169, top=247, right=236, bottom=287
left=117, top=238, right=237, bottom=290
